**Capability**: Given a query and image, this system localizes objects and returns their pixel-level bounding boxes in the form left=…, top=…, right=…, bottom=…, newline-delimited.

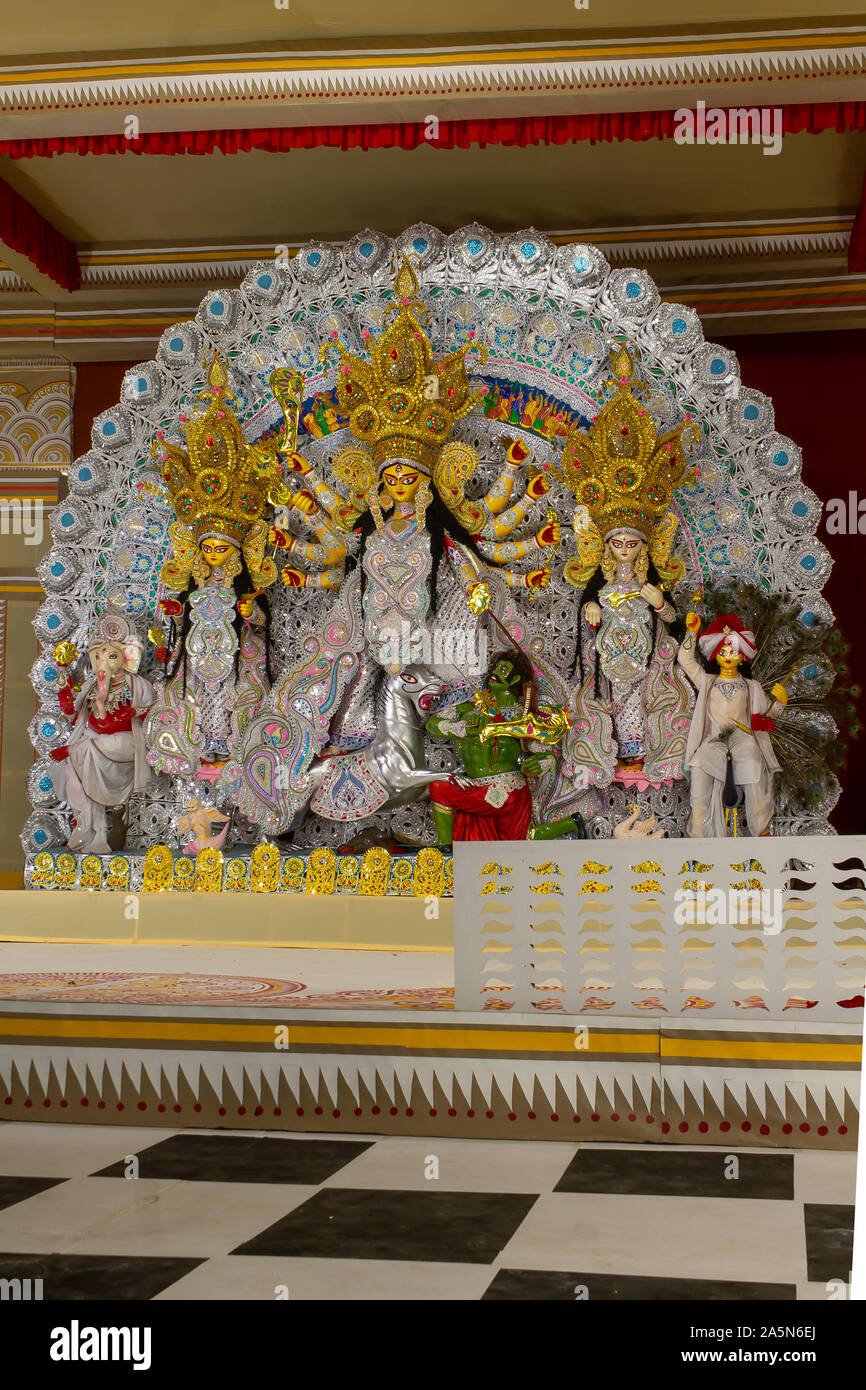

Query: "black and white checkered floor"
left=0, top=1124, right=856, bottom=1300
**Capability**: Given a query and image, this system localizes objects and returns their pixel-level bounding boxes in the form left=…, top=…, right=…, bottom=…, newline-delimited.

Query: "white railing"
left=453, top=835, right=866, bottom=1023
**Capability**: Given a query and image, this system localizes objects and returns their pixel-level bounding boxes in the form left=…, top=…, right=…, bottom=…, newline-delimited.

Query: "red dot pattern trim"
left=0, top=1091, right=853, bottom=1140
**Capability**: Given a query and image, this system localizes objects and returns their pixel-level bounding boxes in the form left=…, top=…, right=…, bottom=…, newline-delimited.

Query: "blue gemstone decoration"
left=793, top=501, right=808, bottom=516
left=46, top=615, right=61, bottom=630
left=60, top=512, right=73, bottom=526
left=802, top=611, right=817, bottom=627
left=170, top=337, right=184, bottom=352
left=50, top=563, right=64, bottom=577
left=744, top=404, right=759, bottom=420
left=801, top=556, right=816, bottom=571
left=308, top=252, right=322, bottom=267
left=804, top=664, right=819, bottom=678
left=257, top=274, right=272, bottom=289
left=38, top=777, right=52, bottom=792
left=412, top=237, right=428, bottom=254
left=210, top=300, right=225, bottom=316
left=520, top=242, right=536, bottom=260
left=34, top=830, right=47, bottom=845
left=467, top=238, right=483, bottom=255
left=45, top=667, right=56, bottom=681
left=359, top=241, right=374, bottom=258
left=773, top=450, right=788, bottom=467
left=672, top=318, right=687, bottom=334
left=625, top=281, right=641, bottom=299
left=102, top=421, right=116, bottom=436
left=574, top=255, right=589, bottom=272
left=137, top=377, right=147, bottom=391
left=79, top=467, right=92, bottom=481
left=41, top=722, right=54, bottom=737
left=711, top=358, right=726, bottom=375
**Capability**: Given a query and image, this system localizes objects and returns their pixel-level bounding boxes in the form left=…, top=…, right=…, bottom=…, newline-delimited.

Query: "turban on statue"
left=698, top=613, right=757, bottom=663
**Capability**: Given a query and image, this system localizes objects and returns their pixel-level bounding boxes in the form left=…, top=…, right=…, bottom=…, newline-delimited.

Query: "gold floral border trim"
left=27, top=845, right=453, bottom=897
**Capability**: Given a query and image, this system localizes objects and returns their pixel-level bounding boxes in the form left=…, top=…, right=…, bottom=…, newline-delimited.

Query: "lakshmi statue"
left=228, top=258, right=561, bottom=833
left=144, top=353, right=284, bottom=781
left=554, top=346, right=700, bottom=790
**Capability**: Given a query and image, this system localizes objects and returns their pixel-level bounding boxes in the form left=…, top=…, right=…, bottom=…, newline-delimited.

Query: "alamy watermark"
left=674, top=886, right=783, bottom=935
left=377, top=621, right=487, bottom=671
left=0, top=497, right=43, bottom=545
left=674, top=101, right=783, bottom=157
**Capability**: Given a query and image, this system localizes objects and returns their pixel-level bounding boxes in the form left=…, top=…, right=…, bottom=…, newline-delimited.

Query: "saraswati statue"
left=225, top=257, right=561, bottom=833
left=554, top=345, right=700, bottom=790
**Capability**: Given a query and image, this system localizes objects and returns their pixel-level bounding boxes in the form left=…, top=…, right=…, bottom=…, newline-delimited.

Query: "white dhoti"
left=63, top=731, right=137, bottom=853
left=686, top=727, right=775, bottom=838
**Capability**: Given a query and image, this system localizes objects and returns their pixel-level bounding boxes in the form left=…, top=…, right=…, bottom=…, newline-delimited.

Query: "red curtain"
left=1, top=102, right=865, bottom=160
left=0, top=176, right=80, bottom=290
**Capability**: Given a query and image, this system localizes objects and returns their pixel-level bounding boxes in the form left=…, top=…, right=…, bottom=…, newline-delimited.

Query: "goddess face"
left=606, top=530, right=647, bottom=568
left=199, top=536, right=239, bottom=571
left=381, top=462, right=423, bottom=505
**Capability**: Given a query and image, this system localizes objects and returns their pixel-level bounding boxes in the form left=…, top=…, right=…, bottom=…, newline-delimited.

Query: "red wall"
left=72, top=337, right=866, bottom=832
left=722, top=331, right=866, bottom=833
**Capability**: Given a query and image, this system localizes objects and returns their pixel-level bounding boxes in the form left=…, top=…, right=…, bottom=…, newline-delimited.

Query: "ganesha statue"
left=52, top=607, right=156, bottom=854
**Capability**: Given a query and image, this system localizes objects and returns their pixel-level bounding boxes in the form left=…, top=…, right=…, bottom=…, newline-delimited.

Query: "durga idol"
left=229, top=258, right=561, bottom=832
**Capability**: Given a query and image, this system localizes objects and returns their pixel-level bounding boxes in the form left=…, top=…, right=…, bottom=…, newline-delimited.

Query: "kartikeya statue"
left=678, top=611, right=787, bottom=837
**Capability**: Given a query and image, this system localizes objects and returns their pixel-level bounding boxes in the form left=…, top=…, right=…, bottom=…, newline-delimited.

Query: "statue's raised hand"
left=639, top=582, right=664, bottom=611
left=536, top=519, right=560, bottom=547
left=584, top=600, right=602, bottom=628
left=685, top=611, right=701, bottom=635
left=526, top=473, right=550, bottom=500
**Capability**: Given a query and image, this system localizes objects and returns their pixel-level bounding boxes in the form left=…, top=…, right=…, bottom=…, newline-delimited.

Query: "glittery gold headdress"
left=322, top=257, right=488, bottom=473
left=154, top=353, right=284, bottom=546
left=557, top=344, right=699, bottom=541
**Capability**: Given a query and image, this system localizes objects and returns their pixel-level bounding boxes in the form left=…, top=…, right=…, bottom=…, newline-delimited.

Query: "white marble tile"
left=0, top=1176, right=179, bottom=1253
left=154, top=1255, right=493, bottom=1301
left=793, top=1150, right=858, bottom=1206
left=796, top=1278, right=852, bottom=1301
left=321, top=1136, right=578, bottom=1193
left=497, top=1191, right=808, bottom=1284
left=0, top=1123, right=178, bottom=1177
left=0, top=1176, right=314, bottom=1258
left=65, top=1179, right=318, bottom=1258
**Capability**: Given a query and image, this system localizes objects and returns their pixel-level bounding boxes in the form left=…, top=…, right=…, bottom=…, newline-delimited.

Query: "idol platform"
left=1, top=838, right=861, bottom=1152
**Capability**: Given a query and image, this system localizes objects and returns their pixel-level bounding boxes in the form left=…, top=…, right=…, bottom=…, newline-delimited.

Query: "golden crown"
left=558, top=345, right=699, bottom=539
left=322, top=258, right=488, bottom=472
left=154, top=353, right=291, bottom=545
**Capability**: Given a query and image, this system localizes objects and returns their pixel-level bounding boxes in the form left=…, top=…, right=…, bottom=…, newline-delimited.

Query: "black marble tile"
left=0, top=1252, right=203, bottom=1300
left=0, top=1176, right=66, bottom=1213
left=803, top=1204, right=855, bottom=1283
left=555, top=1149, right=793, bottom=1200
left=482, top=1267, right=796, bottom=1301
left=93, top=1133, right=373, bottom=1185
left=231, top=1188, right=538, bottom=1263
